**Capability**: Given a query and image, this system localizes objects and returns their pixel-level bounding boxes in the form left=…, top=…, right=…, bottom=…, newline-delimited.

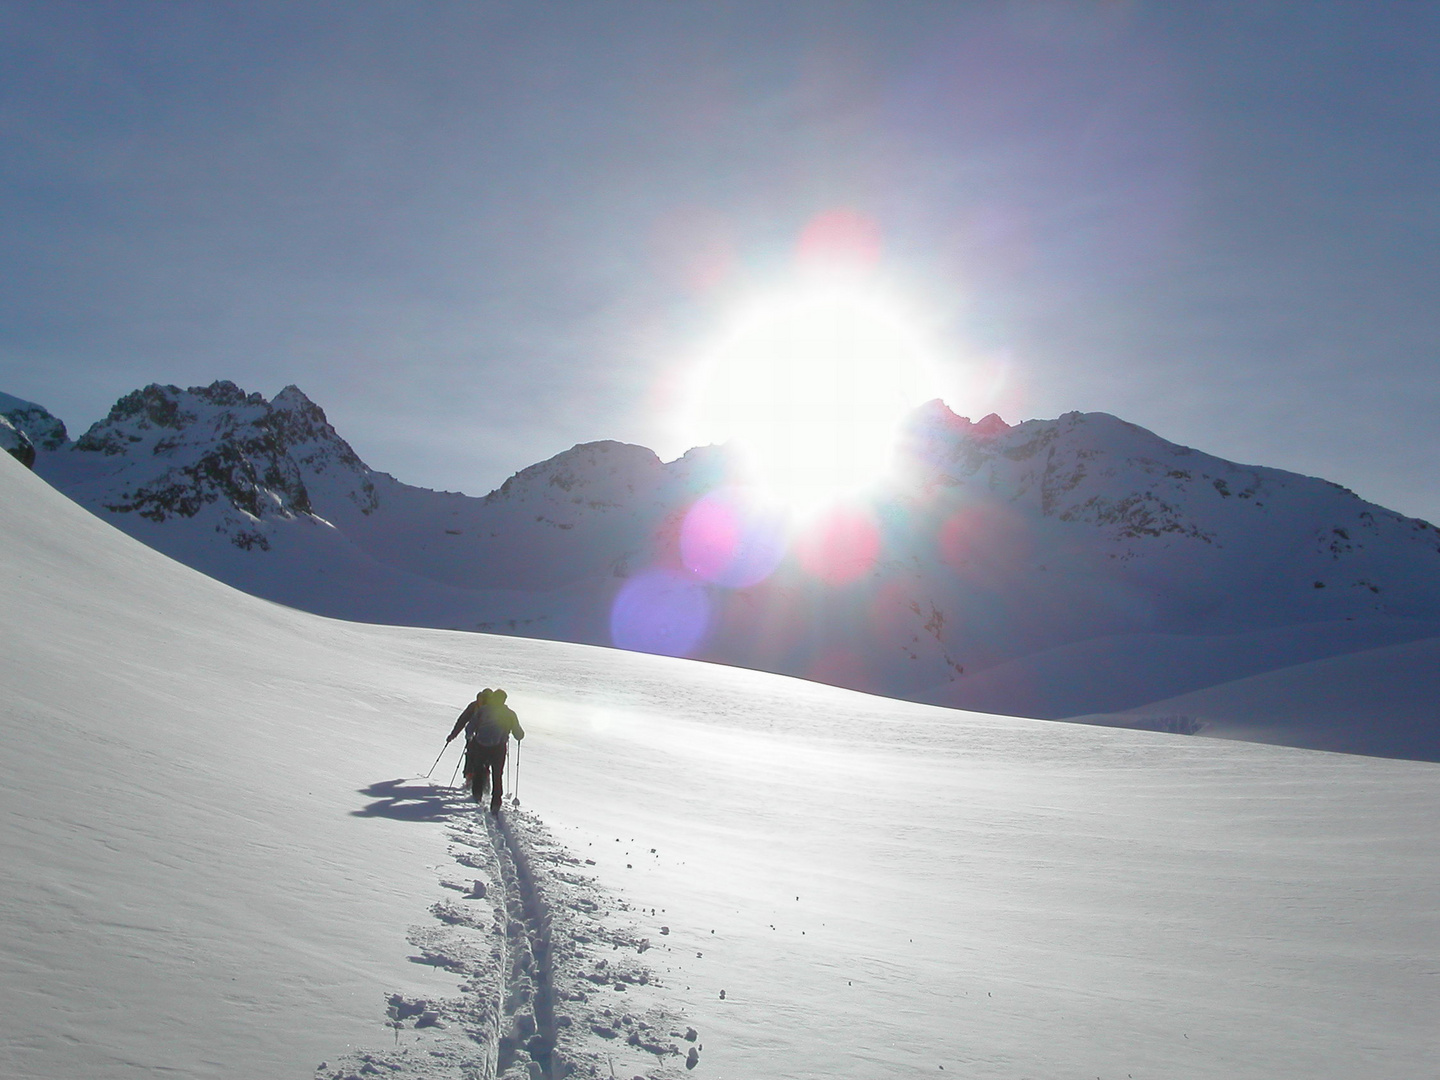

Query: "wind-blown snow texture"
left=8, top=381, right=1440, bottom=758
left=3, top=441, right=1439, bottom=1080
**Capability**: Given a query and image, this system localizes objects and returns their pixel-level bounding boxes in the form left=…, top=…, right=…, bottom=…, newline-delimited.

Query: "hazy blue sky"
left=3, top=1, right=1437, bottom=520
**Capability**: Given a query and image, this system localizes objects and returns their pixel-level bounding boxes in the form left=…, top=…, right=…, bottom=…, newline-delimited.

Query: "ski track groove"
left=317, top=786, right=699, bottom=1080
left=488, top=804, right=558, bottom=1078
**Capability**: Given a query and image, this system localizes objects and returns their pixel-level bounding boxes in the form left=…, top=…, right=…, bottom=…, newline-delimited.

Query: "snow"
left=1078, top=634, right=1440, bottom=758
left=944, top=619, right=1440, bottom=728
left=15, top=382, right=1440, bottom=757
left=0, top=392, right=68, bottom=450
left=3, top=449, right=1439, bottom=1078
left=0, top=456, right=464, bottom=1076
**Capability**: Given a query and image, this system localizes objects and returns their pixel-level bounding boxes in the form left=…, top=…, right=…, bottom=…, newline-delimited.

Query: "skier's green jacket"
left=446, top=687, right=525, bottom=747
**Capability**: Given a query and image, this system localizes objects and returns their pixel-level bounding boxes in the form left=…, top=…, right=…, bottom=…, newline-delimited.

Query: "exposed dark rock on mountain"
left=12, top=381, right=1440, bottom=751
left=42, top=381, right=377, bottom=550
left=1, top=415, right=35, bottom=469
left=0, top=392, right=67, bottom=452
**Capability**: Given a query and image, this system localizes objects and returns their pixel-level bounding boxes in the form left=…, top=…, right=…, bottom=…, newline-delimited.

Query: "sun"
left=688, top=276, right=943, bottom=510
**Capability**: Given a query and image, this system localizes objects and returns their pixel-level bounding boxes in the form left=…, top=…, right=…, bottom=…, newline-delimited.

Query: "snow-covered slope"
left=1073, top=634, right=1440, bottom=758
left=4, top=432, right=1440, bottom=1079
left=9, top=383, right=1440, bottom=756
left=0, top=431, right=463, bottom=1077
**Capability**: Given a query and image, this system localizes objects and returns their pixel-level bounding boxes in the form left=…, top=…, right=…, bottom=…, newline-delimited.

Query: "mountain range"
left=7, top=386, right=1437, bottom=1080
left=6, top=380, right=1439, bottom=758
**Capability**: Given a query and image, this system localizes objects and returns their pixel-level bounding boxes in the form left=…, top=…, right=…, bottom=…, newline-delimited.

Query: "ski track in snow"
left=318, top=786, right=700, bottom=1080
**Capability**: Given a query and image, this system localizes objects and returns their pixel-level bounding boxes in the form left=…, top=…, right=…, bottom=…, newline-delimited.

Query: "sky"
left=2, top=1, right=1438, bottom=522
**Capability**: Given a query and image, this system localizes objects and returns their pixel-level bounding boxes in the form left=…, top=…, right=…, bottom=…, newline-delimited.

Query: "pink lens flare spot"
left=680, top=489, right=788, bottom=589
left=609, top=569, right=711, bottom=657
left=805, top=648, right=878, bottom=695
left=795, top=505, right=881, bottom=586
left=797, top=207, right=883, bottom=270
left=938, top=502, right=1034, bottom=583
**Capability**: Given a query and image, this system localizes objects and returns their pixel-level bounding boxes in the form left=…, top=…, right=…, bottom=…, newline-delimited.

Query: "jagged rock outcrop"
left=1, top=415, right=35, bottom=469
left=0, top=391, right=68, bottom=451
left=52, top=381, right=377, bottom=550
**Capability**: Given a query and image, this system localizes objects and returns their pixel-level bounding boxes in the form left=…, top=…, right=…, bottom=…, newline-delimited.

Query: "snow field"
left=2, top=450, right=1439, bottom=1079
left=517, top=686, right=1440, bottom=1078
left=22, top=382, right=1440, bottom=743
left=0, top=457, right=470, bottom=1077
left=1079, top=633, right=1440, bottom=758
left=320, top=797, right=698, bottom=1080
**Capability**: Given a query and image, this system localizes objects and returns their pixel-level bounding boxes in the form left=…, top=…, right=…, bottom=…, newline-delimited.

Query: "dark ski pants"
left=465, top=739, right=508, bottom=808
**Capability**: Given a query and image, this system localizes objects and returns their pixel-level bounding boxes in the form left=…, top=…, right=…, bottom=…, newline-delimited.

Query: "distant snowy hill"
left=8, top=380, right=1440, bottom=757
left=1074, top=635, right=1440, bottom=758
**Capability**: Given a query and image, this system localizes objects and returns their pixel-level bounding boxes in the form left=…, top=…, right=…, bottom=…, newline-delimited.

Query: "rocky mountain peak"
left=488, top=440, right=664, bottom=508
left=972, top=412, right=1011, bottom=438
left=1, top=415, right=36, bottom=468
left=260, top=384, right=370, bottom=484
left=75, top=384, right=193, bottom=453
left=272, top=384, right=321, bottom=415
left=33, top=381, right=382, bottom=548
left=0, top=391, right=70, bottom=451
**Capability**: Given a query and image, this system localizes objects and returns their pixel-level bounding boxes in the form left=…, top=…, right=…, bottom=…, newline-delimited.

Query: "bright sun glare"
left=692, top=277, right=942, bottom=510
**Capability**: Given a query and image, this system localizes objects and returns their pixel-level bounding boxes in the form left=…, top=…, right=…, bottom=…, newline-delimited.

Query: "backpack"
left=466, top=701, right=508, bottom=747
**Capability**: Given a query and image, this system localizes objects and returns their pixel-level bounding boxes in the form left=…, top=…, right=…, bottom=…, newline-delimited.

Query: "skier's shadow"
left=352, top=778, right=467, bottom=822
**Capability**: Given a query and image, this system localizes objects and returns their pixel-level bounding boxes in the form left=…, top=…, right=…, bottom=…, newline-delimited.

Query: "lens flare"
left=673, top=206, right=982, bottom=522
left=796, top=207, right=883, bottom=270
left=609, top=569, right=711, bottom=657
left=805, top=647, right=878, bottom=694
left=680, top=488, right=788, bottom=588
left=794, top=504, right=881, bottom=586
left=938, top=502, right=1033, bottom=582
left=687, top=266, right=946, bottom=510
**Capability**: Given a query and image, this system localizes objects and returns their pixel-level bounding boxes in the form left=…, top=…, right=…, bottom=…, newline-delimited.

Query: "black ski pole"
left=449, top=747, right=464, bottom=790
left=423, top=742, right=448, bottom=779
left=512, top=740, right=521, bottom=804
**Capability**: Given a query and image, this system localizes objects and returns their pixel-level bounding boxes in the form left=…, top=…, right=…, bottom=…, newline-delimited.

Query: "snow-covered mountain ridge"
left=8, top=380, right=1440, bottom=756
left=6, top=415, right=1439, bottom=1080
left=59, top=380, right=376, bottom=542
left=0, top=389, right=68, bottom=451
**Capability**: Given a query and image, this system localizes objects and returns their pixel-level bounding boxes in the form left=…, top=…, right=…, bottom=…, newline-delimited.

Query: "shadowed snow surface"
left=1, top=452, right=1438, bottom=1079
